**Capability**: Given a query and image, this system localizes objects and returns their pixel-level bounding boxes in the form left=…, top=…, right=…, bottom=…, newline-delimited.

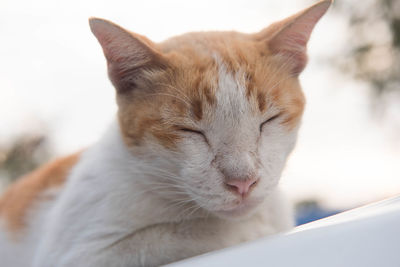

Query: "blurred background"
left=0, top=0, right=399, bottom=224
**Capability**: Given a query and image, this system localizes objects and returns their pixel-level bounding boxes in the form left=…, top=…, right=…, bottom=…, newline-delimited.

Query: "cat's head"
left=90, top=0, right=331, bottom=219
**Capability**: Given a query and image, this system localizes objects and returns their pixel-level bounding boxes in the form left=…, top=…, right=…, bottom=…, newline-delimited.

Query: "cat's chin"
left=212, top=197, right=264, bottom=220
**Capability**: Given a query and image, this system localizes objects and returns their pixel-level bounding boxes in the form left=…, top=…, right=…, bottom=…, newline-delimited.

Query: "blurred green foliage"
left=0, top=135, right=52, bottom=184
left=335, top=0, right=400, bottom=97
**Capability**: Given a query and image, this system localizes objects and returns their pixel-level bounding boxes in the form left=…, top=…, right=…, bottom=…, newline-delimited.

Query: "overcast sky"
left=1, top=0, right=399, bottom=208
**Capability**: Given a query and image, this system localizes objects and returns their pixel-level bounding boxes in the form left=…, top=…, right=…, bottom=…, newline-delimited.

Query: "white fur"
left=0, top=188, right=61, bottom=267
left=0, top=61, right=298, bottom=267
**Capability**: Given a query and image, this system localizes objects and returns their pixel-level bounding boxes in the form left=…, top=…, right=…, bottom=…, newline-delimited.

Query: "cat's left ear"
left=89, top=18, right=168, bottom=93
left=255, top=0, right=332, bottom=75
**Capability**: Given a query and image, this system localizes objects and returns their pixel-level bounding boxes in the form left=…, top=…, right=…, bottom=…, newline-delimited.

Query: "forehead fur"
left=118, top=31, right=305, bottom=148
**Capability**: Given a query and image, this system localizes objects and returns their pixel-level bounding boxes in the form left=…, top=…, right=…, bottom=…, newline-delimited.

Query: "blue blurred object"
left=295, top=201, right=343, bottom=226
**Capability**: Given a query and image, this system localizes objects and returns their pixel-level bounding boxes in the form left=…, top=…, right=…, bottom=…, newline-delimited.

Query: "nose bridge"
left=218, top=145, right=256, bottom=180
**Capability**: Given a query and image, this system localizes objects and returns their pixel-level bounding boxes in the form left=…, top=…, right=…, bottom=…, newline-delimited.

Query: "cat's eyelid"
left=260, top=113, right=282, bottom=131
left=178, top=127, right=204, bottom=135
left=178, top=127, right=210, bottom=145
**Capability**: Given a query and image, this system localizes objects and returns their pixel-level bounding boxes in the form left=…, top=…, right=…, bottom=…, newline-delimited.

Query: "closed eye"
left=179, top=127, right=209, bottom=145
left=179, top=128, right=204, bottom=136
left=260, top=113, right=281, bottom=132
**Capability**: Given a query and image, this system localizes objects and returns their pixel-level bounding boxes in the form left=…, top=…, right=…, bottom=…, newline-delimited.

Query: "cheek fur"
left=257, top=127, right=299, bottom=184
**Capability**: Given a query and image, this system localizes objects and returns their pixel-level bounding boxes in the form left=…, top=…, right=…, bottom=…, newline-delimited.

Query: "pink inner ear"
left=89, top=18, right=168, bottom=93
left=268, top=0, right=331, bottom=74
left=90, top=18, right=147, bottom=63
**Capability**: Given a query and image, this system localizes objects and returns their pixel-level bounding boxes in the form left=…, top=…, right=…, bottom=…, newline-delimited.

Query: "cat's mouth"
left=213, top=197, right=263, bottom=218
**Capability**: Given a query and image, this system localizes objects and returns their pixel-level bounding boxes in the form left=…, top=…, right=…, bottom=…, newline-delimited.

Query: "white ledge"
left=167, top=196, right=400, bottom=267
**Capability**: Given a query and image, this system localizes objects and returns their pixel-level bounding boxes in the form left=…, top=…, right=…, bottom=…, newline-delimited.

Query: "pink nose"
left=225, top=178, right=258, bottom=196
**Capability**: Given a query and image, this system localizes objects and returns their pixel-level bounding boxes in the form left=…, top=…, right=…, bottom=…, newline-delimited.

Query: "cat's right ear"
left=89, top=18, right=167, bottom=93
left=254, top=0, right=332, bottom=75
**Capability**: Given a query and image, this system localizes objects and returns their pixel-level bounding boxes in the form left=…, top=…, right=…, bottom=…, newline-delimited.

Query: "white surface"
left=167, top=196, right=400, bottom=267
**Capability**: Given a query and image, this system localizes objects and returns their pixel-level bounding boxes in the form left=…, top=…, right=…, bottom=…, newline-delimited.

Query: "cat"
left=0, top=1, right=331, bottom=266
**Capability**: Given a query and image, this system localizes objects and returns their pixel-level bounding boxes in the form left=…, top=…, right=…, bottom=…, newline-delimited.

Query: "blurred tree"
left=0, top=134, right=52, bottom=185
left=334, top=0, right=400, bottom=102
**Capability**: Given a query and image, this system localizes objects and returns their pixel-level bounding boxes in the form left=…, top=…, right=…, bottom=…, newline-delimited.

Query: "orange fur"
left=0, top=152, right=81, bottom=234
left=116, top=31, right=305, bottom=149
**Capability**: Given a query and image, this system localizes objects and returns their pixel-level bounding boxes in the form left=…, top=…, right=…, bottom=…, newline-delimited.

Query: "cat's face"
left=90, top=0, right=331, bottom=219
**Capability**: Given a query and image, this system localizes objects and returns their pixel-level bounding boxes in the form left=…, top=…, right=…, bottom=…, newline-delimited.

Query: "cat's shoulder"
left=0, top=151, right=82, bottom=234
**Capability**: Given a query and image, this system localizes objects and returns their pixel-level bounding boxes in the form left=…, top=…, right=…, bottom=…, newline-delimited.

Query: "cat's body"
left=0, top=1, right=331, bottom=266
left=0, top=123, right=292, bottom=267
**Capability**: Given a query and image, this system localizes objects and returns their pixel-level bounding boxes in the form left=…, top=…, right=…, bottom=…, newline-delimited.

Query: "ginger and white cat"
left=0, top=1, right=331, bottom=266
